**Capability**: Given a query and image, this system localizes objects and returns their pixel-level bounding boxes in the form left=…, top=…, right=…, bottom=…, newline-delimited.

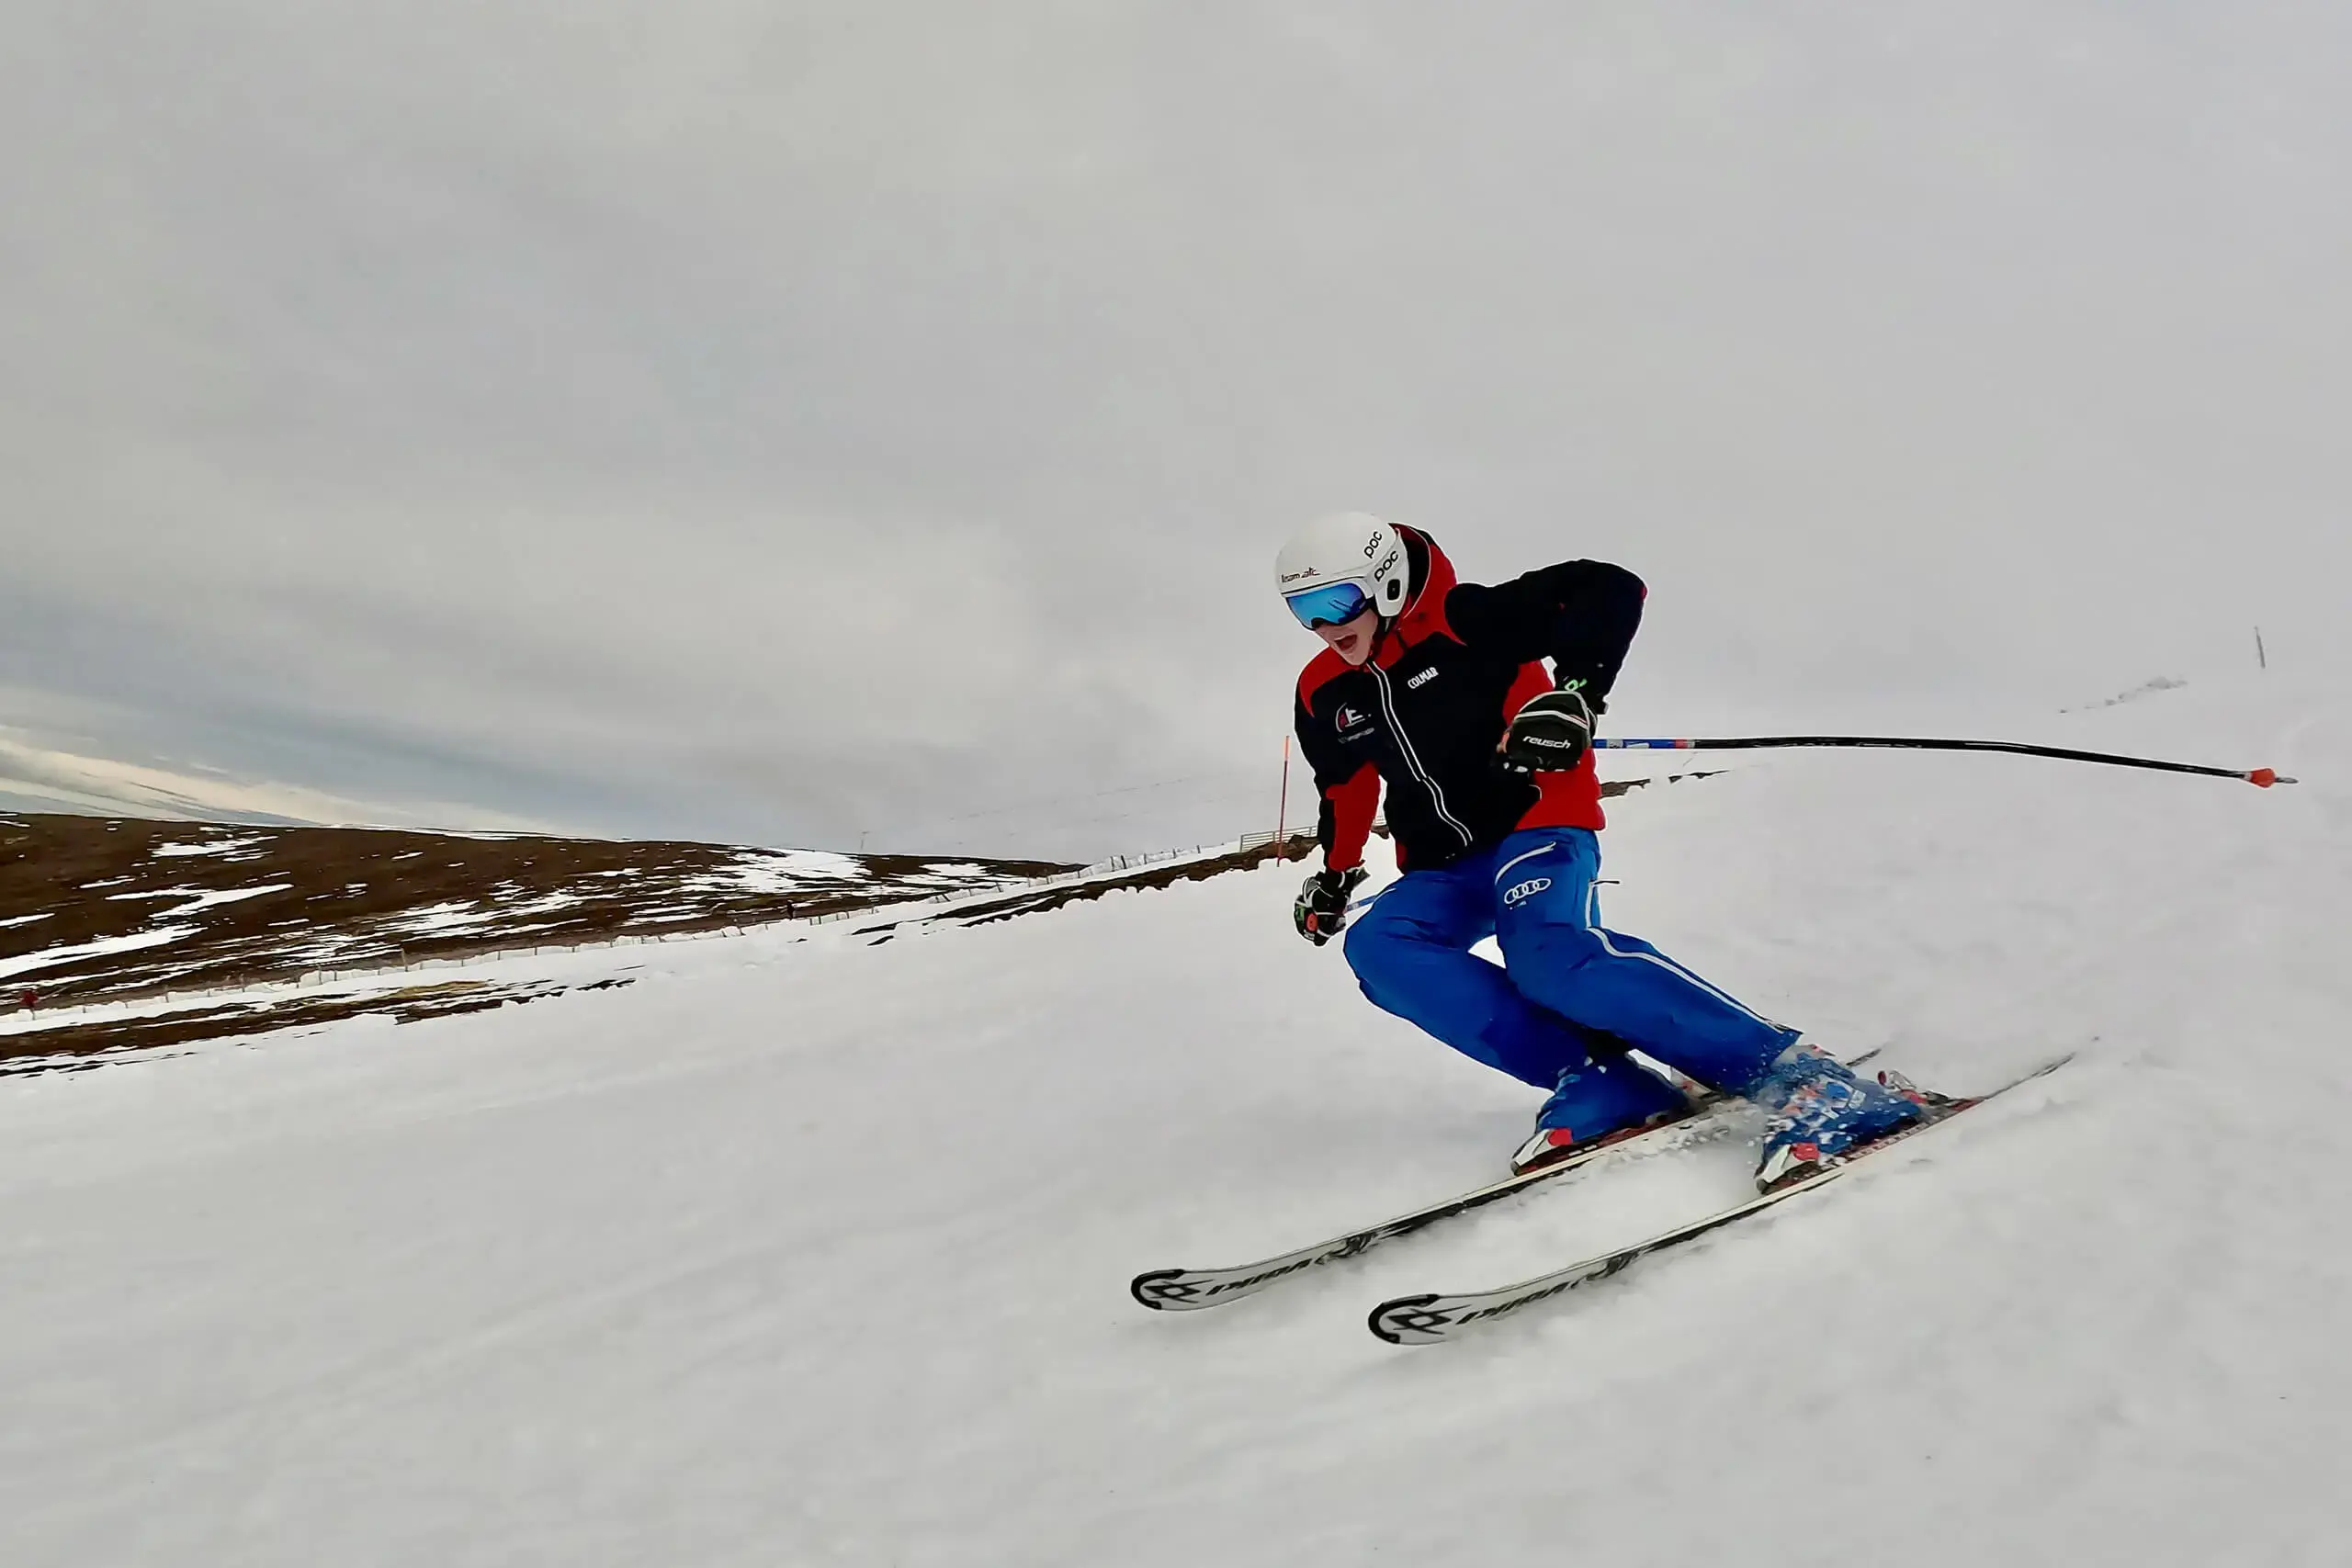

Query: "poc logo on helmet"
left=1502, top=877, right=1552, bottom=908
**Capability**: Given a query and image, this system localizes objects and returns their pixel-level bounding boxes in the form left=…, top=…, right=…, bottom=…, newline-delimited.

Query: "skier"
left=1277, top=512, right=1929, bottom=1190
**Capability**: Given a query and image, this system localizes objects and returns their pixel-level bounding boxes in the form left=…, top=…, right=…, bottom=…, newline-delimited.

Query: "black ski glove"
left=1499, top=682, right=1599, bottom=775
left=1295, top=865, right=1368, bottom=946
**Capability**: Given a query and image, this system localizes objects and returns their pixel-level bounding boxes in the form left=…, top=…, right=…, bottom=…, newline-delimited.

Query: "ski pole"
left=1593, top=736, right=2296, bottom=787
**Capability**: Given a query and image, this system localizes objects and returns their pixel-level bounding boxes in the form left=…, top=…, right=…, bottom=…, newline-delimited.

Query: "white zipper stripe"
left=1581, top=881, right=1775, bottom=1027
left=1492, top=842, right=1558, bottom=886
left=1372, top=661, right=1473, bottom=846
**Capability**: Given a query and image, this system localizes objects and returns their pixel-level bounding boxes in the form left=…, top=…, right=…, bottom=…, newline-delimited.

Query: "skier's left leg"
left=1490, top=828, right=1797, bottom=1091
left=1492, top=826, right=1927, bottom=1186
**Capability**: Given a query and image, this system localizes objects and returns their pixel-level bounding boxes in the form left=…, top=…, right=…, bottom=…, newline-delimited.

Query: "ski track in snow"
left=0, top=671, right=2346, bottom=1566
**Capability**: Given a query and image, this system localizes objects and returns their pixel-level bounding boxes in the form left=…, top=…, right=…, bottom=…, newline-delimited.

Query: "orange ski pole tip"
left=2246, top=769, right=2297, bottom=787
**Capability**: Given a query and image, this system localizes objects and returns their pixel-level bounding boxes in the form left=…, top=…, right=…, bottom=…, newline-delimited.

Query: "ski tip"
left=1130, top=1269, right=1188, bottom=1312
left=1367, top=1293, right=1438, bottom=1345
left=2246, top=768, right=2298, bottom=787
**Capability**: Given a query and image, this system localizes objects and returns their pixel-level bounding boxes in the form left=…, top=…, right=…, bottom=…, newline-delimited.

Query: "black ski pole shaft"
left=1593, top=736, right=2297, bottom=788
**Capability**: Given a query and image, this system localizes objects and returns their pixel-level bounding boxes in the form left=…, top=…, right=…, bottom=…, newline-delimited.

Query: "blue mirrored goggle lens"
left=1283, top=581, right=1373, bottom=629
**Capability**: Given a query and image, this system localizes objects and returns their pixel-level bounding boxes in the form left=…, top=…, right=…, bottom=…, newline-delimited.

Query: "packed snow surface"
left=150, top=836, right=269, bottom=858
left=106, top=884, right=295, bottom=919
left=0, top=924, right=198, bottom=983
left=1, top=671, right=2346, bottom=1565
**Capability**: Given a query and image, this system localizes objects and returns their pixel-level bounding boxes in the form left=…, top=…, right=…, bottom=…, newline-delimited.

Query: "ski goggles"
left=1282, top=580, right=1374, bottom=629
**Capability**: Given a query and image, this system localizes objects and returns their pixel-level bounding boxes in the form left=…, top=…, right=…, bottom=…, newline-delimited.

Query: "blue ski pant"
left=1342, top=827, right=1796, bottom=1094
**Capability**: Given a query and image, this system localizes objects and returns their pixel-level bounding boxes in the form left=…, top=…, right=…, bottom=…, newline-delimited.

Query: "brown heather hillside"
left=0, top=814, right=1072, bottom=1010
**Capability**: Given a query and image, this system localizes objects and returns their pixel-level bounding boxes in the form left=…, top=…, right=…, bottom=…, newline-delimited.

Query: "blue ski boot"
left=1510, top=1054, right=1698, bottom=1175
left=1752, top=1042, right=1931, bottom=1191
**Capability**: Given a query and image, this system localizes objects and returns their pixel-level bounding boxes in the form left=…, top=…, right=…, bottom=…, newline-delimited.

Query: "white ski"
left=1129, top=1052, right=1881, bottom=1313
left=1366, top=1055, right=2072, bottom=1345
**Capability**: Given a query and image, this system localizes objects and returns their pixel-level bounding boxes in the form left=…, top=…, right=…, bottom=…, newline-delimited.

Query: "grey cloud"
left=4, top=2, right=2347, bottom=857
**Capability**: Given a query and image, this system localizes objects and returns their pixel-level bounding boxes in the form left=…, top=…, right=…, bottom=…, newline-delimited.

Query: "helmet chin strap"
left=1384, top=530, right=1428, bottom=638
left=1365, top=545, right=1419, bottom=660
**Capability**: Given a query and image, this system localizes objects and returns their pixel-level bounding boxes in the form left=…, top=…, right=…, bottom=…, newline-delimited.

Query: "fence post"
left=1273, top=734, right=1290, bottom=863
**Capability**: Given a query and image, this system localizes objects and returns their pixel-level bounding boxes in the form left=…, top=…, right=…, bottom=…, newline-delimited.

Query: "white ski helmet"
left=1273, top=512, right=1410, bottom=628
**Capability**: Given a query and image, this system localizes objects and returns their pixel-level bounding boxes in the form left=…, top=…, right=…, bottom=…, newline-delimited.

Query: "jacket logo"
left=1406, top=667, right=1439, bottom=689
left=1336, top=705, right=1368, bottom=730
left=1502, top=877, right=1552, bottom=908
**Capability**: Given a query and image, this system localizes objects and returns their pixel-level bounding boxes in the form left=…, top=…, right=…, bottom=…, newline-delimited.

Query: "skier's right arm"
left=1295, top=684, right=1378, bottom=874
left=1291, top=682, right=1379, bottom=944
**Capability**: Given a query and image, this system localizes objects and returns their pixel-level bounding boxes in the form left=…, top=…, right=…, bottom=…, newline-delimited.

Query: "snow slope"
left=1, top=671, right=2345, bottom=1567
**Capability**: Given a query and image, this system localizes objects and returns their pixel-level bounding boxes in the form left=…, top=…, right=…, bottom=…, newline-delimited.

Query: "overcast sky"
left=4, top=2, right=2346, bottom=858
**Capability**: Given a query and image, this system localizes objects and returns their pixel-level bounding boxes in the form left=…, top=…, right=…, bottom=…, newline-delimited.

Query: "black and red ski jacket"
left=1292, top=526, right=1645, bottom=874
